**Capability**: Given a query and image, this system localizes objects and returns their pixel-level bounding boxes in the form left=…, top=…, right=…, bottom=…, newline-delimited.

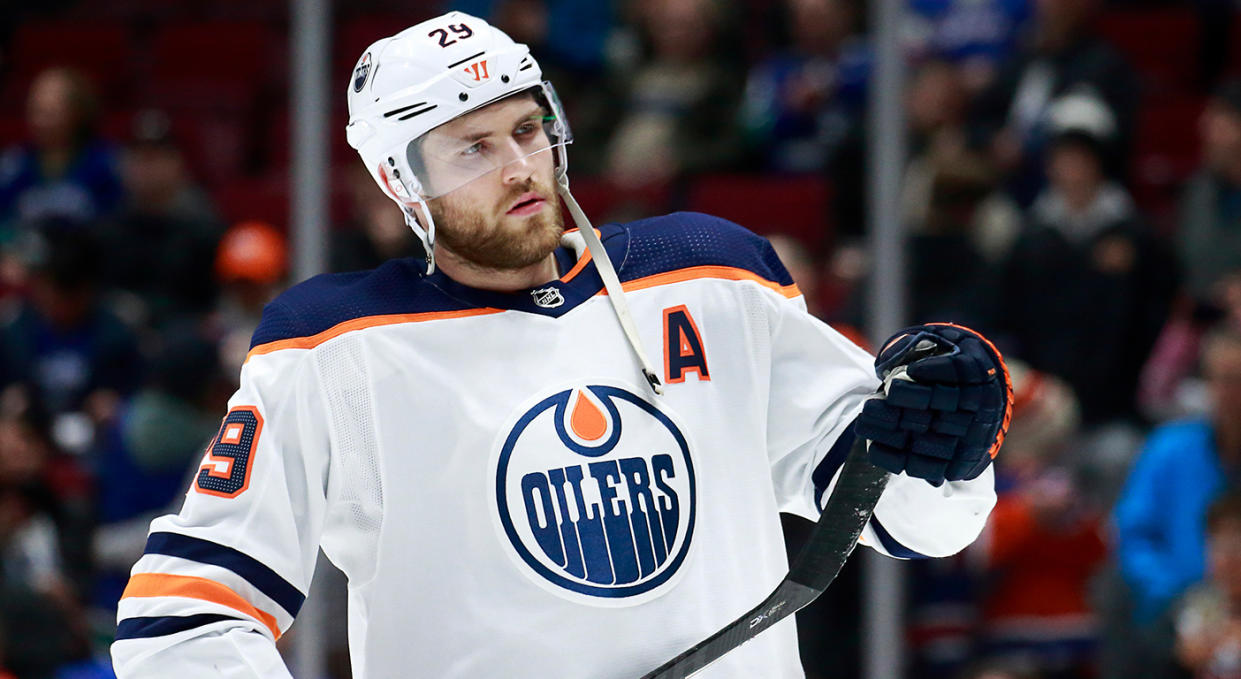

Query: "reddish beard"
left=429, top=179, right=565, bottom=271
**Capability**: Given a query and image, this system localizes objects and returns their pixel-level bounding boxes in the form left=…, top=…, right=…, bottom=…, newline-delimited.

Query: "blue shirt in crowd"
left=1114, top=418, right=1232, bottom=623
left=0, top=141, right=123, bottom=233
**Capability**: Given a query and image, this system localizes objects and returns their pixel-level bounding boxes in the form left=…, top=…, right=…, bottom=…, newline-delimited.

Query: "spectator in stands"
left=0, top=68, right=122, bottom=236
left=92, top=322, right=230, bottom=618
left=1139, top=267, right=1241, bottom=422
left=598, top=0, right=743, bottom=189
left=904, top=152, right=1001, bottom=328
left=903, top=60, right=1021, bottom=266
left=100, top=110, right=223, bottom=325
left=331, top=166, right=420, bottom=274
left=739, top=0, right=868, bottom=173
left=1175, top=493, right=1241, bottom=679
left=0, top=388, right=101, bottom=678
left=1178, top=81, right=1241, bottom=307
left=0, top=225, right=143, bottom=435
left=974, top=361, right=1103, bottom=679
left=905, top=361, right=1088, bottom=679
left=969, top=0, right=1139, bottom=205
left=842, top=103, right=1007, bottom=335
left=994, top=96, right=1177, bottom=426
left=1113, top=325, right=1241, bottom=678
left=212, top=220, right=288, bottom=373
left=904, top=0, right=1031, bottom=95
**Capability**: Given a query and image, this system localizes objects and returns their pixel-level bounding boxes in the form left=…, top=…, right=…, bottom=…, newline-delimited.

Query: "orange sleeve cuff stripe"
left=121, top=573, right=282, bottom=640
left=245, top=307, right=505, bottom=362
left=617, top=265, right=802, bottom=299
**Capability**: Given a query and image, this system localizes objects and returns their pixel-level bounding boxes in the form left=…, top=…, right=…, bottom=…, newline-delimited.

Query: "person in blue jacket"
left=1115, top=324, right=1241, bottom=636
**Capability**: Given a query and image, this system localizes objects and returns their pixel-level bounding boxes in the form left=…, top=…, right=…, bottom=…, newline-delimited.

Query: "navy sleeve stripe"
left=869, top=517, right=930, bottom=560
left=812, top=423, right=857, bottom=510
left=144, top=532, right=305, bottom=618
left=116, top=613, right=242, bottom=640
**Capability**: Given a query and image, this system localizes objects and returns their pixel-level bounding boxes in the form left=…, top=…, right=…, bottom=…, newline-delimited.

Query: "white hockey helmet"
left=345, top=11, right=572, bottom=274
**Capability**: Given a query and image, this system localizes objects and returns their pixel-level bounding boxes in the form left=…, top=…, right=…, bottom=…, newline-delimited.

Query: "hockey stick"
left=638, top=435, right=887, bottom=679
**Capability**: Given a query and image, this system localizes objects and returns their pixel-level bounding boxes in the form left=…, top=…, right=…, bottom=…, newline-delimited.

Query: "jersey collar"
left=422, top=224, right=627, bottom=318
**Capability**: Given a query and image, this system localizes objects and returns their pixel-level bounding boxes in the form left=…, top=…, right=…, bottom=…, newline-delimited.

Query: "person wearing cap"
left=212, top=220, right=288, bottom=372
left=994, top=92, right=1178, bottom=428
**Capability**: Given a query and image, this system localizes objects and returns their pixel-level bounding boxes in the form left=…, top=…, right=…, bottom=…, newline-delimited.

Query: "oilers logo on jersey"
left=491, top=384, right=697, bottom=606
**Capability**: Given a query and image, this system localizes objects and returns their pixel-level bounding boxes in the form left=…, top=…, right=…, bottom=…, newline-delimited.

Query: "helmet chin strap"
left=404, top=200, right=437, bottom=275
left=556, top=171, right=664, bottom=396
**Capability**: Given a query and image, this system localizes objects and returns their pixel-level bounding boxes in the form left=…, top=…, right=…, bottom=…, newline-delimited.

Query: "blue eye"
left=462, top=142, right=483, bottom=157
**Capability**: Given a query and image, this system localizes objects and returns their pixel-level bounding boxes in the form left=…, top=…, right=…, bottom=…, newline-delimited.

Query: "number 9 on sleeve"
left=194, top=406, right=264, bottom=498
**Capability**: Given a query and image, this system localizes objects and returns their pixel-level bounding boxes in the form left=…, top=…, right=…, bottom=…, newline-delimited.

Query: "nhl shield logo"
left=491, top=384, right=697, bottom=606
left=531, top=287, right=564, bottom=309
left=353, top=52, right=372, bottom=93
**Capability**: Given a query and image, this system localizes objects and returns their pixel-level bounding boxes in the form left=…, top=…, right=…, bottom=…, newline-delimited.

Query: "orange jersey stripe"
left=122, top=573, right=282, bottom=639
left=245, top=307, right=505, bottom=362
left=245, top=264, right=797, bottom=360
left=560, top=249, right=594, bottom=283
left=616, top=265, right=801, bottom=299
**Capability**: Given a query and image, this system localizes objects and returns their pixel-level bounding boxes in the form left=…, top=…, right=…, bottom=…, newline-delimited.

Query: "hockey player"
left=112, top=12, right=1009, bottom=679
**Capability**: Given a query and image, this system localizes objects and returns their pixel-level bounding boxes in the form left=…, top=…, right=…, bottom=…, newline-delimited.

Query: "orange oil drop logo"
left=569, top=390, right=608, bottom=442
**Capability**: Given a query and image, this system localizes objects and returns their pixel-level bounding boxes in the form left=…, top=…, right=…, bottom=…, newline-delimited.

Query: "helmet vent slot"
left=383, top=103, right=429, bottom=118
left=447, top=51, right=486, bottom=69
left=396, top=105, right=439, bottom=121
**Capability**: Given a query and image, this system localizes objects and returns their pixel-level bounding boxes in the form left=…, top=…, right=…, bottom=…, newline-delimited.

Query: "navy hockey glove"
left=854, top=323, right=1012, bottom=486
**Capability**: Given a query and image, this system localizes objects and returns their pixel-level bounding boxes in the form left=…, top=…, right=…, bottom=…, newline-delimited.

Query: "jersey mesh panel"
left=317, top=340, right=385, bottom=558
left=617, top=213, right=794, bottom=286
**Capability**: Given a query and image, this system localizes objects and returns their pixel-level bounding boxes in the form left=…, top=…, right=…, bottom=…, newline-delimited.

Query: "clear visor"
left=405, top=82, right=572, bottom=199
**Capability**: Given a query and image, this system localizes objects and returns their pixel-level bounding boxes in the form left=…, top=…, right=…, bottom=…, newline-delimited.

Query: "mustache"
left=499, top=179, right=554, bottom=210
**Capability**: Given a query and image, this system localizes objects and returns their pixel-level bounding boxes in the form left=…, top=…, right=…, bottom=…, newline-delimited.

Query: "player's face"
left=421, top=96, right=563, bottom=271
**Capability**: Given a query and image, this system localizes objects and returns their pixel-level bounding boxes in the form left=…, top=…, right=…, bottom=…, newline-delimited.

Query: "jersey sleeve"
left=763, top=268, right=996, bottom=559
left=112, top=311, right=330, bottom=678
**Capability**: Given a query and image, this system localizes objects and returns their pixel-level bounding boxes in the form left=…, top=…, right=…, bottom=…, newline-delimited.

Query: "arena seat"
left=1097, top=8, right=1199, bottom=96
left=1131, top=97, right=1205, bottom=226
left=214, top=173, right=289, bottom=228
left=147, top=21, right=276, bottom=106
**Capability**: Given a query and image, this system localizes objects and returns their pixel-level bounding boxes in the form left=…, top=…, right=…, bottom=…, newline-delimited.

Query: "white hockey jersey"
left=111, top=213, right=996, bottom=679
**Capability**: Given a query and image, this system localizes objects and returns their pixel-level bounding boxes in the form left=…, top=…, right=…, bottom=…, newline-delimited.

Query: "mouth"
left=506, top=192, right=546, bottom=216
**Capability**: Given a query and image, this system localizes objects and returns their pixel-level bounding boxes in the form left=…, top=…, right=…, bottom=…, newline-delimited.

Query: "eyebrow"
left=449, top=106, right=544, bottom=144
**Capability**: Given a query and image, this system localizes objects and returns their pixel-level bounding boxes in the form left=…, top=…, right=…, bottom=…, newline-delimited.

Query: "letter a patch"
left=663, top=305, right=709, bottom=384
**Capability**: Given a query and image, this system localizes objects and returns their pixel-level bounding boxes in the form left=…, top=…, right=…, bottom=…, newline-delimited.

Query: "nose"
left=499, top=139, right=534, bottom=185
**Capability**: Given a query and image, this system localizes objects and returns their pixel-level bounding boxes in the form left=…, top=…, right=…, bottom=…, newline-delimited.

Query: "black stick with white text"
left=639, top=436, right=887, bottom=679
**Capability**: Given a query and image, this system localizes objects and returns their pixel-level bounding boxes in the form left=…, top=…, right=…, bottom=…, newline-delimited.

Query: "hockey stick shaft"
left=639, top=436, right=888, bottom=679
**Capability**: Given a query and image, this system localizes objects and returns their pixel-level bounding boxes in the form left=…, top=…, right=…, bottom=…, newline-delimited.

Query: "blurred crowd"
left=1, top=0, right=1240, bottom=677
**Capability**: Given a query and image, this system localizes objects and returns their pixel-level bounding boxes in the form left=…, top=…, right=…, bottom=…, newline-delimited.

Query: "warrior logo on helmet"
left=353, top=52, right=372, bottom=94
left=491, top=384, right=697, bottom=606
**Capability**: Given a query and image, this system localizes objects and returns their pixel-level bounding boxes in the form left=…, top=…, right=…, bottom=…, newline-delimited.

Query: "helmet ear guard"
left=374, top=159, right=437, bottom=275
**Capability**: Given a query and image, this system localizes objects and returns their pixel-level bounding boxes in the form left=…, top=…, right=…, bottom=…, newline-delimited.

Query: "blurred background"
left=1, top=0, right=1240, bottom=678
